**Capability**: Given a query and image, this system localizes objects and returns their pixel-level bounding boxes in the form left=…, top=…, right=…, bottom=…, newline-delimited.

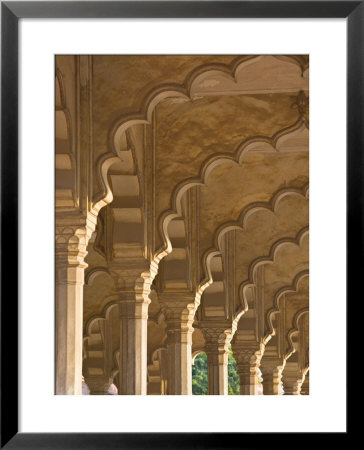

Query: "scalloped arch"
left=264, top=271, right=309, bottom=345
left=286, top=308, right=309, bottom=360
left=85, top=266, right=112, bottom=286
left=111, top=54, right=306, bottom=154
left=199, top=185, right=309, bottom=293
left=235, top=228, right=309, bottom=327
left=83, top=299, right=118, bottom=341
left=155, top=118, right=307, bottom=268
left=195, top=189, right=309, bottom=341
left=92, top=55, right=308, bottom=243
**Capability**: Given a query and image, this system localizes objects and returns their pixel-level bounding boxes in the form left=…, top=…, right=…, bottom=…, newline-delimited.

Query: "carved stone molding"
left=56, top=210, right=97, bottom=260
left=260, top=357, right=285, bottom=395
left=201, top=325, right=232, bottom=355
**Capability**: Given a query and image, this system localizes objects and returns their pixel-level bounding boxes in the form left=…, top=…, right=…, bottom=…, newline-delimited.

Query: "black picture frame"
left=1, top=1, right=356, bottom=448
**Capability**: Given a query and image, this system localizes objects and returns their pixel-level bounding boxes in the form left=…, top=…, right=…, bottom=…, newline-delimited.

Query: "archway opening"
left=192, top=352, right=208, bottom=395
left=191, top=348, right=240, bottom=395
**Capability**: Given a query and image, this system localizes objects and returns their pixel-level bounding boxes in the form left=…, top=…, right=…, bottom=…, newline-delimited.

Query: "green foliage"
left=191, top=348, right=240, bottom=395
left=192, top=352, right=208, bottom=395
left=227, top=348, right=240, bottom=395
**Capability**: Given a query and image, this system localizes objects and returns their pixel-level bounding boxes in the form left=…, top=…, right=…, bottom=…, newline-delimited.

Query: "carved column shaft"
left=119, top=294, right=150, bottom=395
left=261, top=362, right=284, bottom=395
left=56, top=220, right=94, bottom=395
left=237, top=363, right=260, bottom=395
left=207, top=348, right=228, bottom=395
left=232, top=343, right=262, bottom=395
left=109, top=265, right=153, bottom=395
left=202, top=327, right=231, bottom=395
left=56, top=265, right=85, bottom=395
left=282, top=363, right=303, bottom=395
left=162, top=299, right=195, bottom=395
left=112, top=268, right=152, bottom=395
left=166, top=321, right=193, bottom=395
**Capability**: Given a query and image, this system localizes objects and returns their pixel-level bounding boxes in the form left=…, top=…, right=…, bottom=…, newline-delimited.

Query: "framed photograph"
left=1, top=1, right=355, bottom=447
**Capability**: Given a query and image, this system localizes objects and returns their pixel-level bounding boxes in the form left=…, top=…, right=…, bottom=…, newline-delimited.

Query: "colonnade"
left=55, top=54, right=310, bottom=396
left=81, top=316, right=309, bottom=395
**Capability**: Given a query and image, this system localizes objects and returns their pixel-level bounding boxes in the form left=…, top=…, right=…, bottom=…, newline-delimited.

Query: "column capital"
left=109, top=259, right=152, bottom=289
left=55, top=212, right=96, bottom=269
left=55, top=213, right=96, bottom=395
left=232, top=341, right=264, bottom=367
left=231, top=340, right=264, bottom=394
left=108, top=260, right=154, bottom=313
left=159, top=292, right=196, bottom=331
left=159, top=292, right=195, bottom=394
left=200, top=323, right=233, bottom=355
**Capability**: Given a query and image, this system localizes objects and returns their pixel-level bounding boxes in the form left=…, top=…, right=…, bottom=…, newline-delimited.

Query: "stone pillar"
left=112, top=269, right=152, bottom=395
left=55, top=219, right=94, bottom=395
left=282, top=362, right=303, bottom=395
left=232, top=342, right=263, bottom=395
left=202, top=327, right=231, bottom=395
left=161, top=296, right=195, bottom=395
left=260, top=359, right=284, bottom=395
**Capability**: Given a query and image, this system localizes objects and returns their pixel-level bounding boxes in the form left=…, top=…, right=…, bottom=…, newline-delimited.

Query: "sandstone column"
left=201, top=326, right=231, bottom=395
left=111, top=267, right=152, bottom=395
left=55, top=218, right=94, bottom=395
left=282, top=362, right=303, bottom=395
left=160, top=294, right=195, bottom=395
left=232, top=341, right=263, bottom=395
left=260, top=359, right=284, bottom=395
